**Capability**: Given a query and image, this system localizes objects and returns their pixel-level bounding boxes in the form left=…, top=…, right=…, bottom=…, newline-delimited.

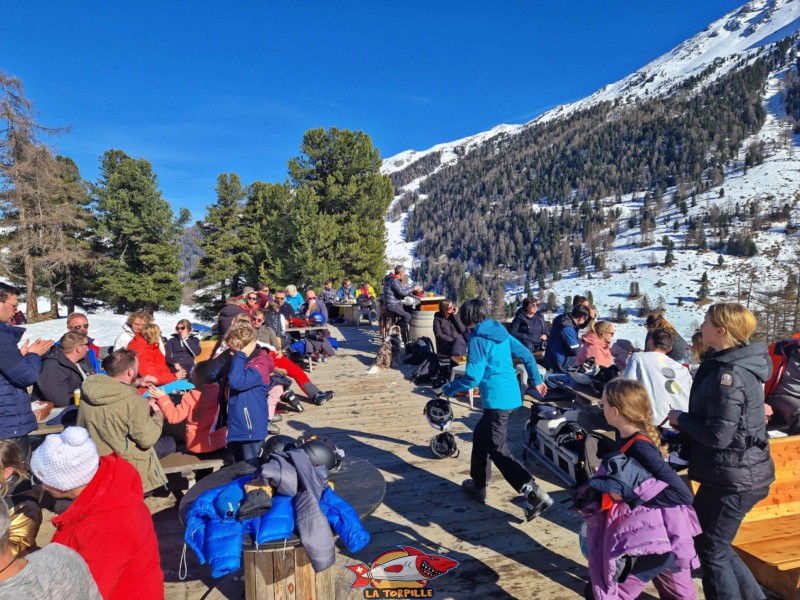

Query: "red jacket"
left=51, top=453, right=164, bottom=600
left=157, top=383, right=227, bottom=454
left=129, top=334, right=177, bottom=386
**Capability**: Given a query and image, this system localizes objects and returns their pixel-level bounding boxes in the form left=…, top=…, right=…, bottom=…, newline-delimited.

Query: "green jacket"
left=78, top=374, right=167, bottom=492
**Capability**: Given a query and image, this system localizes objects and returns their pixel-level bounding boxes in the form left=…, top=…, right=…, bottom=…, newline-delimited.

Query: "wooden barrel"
left=409, top=310, right=436, bottom=343
left=244, top=545, right=333, bottom=600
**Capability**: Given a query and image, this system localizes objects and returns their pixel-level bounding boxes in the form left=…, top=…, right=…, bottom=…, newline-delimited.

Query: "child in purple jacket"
left=576, top=379, right=700, bottom=600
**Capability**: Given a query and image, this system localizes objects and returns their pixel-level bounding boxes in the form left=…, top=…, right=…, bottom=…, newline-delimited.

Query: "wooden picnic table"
left=331, top=303, right=360, bottom=326
left=30, top=423, right=65, bottom=436
left=179, top=456, right=385, bottom=599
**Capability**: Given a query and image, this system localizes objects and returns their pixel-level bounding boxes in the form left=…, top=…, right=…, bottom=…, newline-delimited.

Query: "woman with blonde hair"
left=0, top=440, right=41, bottom=557
left=580, top=379, right=699, bottom=599
left=645, top=314, right=688, bottom=364
left=575, top=321, right=628, bottom=372
left=668, top=303, right=774, bottom=600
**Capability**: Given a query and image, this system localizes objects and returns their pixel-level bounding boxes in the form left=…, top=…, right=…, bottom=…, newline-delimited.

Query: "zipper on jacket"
left=244, top=407, right=253, bottom=432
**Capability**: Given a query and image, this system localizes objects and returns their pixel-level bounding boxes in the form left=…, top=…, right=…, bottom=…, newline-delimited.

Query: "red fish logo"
left=344, top=545, right=459, bottom=590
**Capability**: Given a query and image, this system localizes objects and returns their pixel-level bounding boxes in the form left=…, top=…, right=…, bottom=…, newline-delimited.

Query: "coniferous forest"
left=398, top=41, right=796, bottom=303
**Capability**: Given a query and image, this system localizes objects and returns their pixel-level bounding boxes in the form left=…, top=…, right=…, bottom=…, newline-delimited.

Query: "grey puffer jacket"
left=678, top=342, right=775, bottom=492
left=259, top=450, right=333, bottom=571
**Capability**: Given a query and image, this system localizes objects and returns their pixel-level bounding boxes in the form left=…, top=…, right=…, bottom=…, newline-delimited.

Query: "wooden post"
left=273, top=547, right=296, bottom=600
left=294, top=547, right=317, bottom=600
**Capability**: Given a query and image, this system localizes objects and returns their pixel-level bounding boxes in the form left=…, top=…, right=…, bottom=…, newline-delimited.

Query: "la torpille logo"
left=344, top=545, right=459, bottom=598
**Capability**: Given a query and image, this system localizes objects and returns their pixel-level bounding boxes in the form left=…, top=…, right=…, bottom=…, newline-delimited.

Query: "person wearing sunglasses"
left=166, top=319, right=201, bottom=375
left=63, top=312, right=104, bottom=374
left=32, top=331, right=95, bottom=409
left=251, top=309, right=335, bottom=407
left=0, top=282, right=54, bottom=460
left=273, top=292, right=295, bottom=320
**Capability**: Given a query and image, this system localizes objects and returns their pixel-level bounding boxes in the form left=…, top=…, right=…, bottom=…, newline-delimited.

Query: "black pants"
left=693, top=484, right=769, bottom=600
left=229, top=440, right=263, bottom=467
left=471, top=408, right=532, bottom=491
left=153, top=436, right=177, bottom=459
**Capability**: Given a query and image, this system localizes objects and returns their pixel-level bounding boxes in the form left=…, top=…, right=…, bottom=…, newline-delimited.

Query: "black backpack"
left=404, top=337, right=436, bottom=366
left=406, top=356, right=439, bottom=385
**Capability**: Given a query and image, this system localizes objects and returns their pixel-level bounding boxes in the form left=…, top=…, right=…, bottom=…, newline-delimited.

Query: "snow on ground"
left=17, top=305, right=209, bottom=348
left=510, top=67, right=800, bottom=348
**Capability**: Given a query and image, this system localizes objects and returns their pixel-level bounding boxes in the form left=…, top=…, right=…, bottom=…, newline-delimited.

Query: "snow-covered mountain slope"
left=382, top=0, right=800, bottom=344
left=382, top=0, right=800, bottom=181
left=511, top=66, right=800, bottom=347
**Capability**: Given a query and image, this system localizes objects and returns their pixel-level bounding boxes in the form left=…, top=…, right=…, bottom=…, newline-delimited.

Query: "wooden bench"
left=691, top=436, right=800, bottom=599
left=160, top=452, right=225, bottom=490
left=728, top=435, right=800, bottom=600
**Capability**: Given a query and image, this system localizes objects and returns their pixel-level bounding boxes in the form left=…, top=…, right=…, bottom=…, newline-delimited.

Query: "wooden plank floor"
left=36, top=324, right=704, bottom=599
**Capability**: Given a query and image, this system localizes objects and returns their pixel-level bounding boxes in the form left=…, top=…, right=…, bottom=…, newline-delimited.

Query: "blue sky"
left=1, top=1, right=744, bottom=219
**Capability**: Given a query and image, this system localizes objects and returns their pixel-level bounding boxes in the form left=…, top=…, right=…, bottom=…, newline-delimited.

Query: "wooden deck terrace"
left=37, top=324, right=707, bottom=599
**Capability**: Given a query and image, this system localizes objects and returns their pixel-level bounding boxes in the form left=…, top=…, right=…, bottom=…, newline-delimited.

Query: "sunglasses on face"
left=176, top=326, right=186, bottom=331
left=252, top=318, right=265, bottom=323
left=70, top=324, right=90, bottom=331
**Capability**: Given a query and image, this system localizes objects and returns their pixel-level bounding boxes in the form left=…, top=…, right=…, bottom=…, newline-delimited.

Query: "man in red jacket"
left=30, top=426, right=164, bottom=600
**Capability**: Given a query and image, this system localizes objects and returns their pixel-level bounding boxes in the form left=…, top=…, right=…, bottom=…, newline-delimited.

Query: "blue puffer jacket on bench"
left=184, top=475, right=295, bottom=578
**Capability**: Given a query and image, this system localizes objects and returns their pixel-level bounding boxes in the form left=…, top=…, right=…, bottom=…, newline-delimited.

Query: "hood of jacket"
left=472, top=319, right=510, bottom=344
left=81, top=374, right=136, bottom=406
left=41, top=346, right=87, bottom=374
left=53, top=453, right=144, bottom=530
left=710, top=342, right=771, bottom=383
left=581, top=332, right=608, bottom=350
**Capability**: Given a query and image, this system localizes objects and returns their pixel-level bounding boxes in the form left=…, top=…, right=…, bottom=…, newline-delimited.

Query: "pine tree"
left=458, top=275, right=478, bottom=304
left=698, top=281, right=710, bottom=301
left=546, top=292, right=558, bottom=312
left=717, top=255, right=724, bottom=266
left=664, top=245, right=675, bottom=266
left=192, top=174, right=250, bottom=320
left=492, top=285, right=506, bottom=320
left=638, top=294, right=652, bottom=317
left=0, top=74, right=95, bottom=321
left=284, top=127, right=393, bottom=287
left=701, top=271, right=708, bottom=283
left=94, top=149, right=189, bottom=313
left=616, top=304, right=628, bottom=323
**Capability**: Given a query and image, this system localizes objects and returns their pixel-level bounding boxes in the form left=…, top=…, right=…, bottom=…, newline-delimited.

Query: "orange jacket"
left=156, top=383, right=227, bottom=454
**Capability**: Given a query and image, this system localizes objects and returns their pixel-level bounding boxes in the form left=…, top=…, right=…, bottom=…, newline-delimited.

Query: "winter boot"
left=520, top=479, right=553, bottom=521
left=461, top=479, right=487, bottom=504
left=312, top=390, right=335, bottom=406
left=281, top=390, right=303, bottom=413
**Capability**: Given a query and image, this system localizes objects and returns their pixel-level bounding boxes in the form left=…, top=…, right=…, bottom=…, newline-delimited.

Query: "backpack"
left=764, top=336, right=800, bottom=398
left=406, top=356, right=439, bottom=385
left=404, top=337, right=436, bottom=366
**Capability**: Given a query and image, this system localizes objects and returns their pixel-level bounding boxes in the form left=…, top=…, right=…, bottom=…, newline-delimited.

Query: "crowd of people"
left=0, top=276, right=357, bottom=598
left=436, top=293, right=783, bottom=600
left=1, top=267, right=798, bottom=599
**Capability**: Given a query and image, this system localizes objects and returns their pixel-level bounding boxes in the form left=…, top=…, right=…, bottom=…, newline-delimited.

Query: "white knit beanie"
left=31, top=426, right=100, bottom=491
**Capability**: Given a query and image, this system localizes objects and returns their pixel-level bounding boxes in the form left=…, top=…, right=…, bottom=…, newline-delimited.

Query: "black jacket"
left=165, top=334, right=201, bottom=373
left=678, top=342, right=775, bottom=492
left=32, top=346, right=94, bottom=408
left=509, top=309, right=547, bottom=348
left=217, top=304, right=246, bottom=342
left=382, top=274, right=413, bottom=311
left=433, top=312, right=465, bottom=352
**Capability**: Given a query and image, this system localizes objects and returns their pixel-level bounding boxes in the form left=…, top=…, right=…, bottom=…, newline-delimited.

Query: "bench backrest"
left=742, top=435, right=800, bottom=523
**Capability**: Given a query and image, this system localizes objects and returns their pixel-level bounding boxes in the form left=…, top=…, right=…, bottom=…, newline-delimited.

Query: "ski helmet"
left=260, top=434, right=296, bottom=459
left=296, top=435, right=344, bottom=472
left=309, top=312, right=326, bottom=325
left=423, top=398, right=454, bottom=431
left=430, top=432, right=459, bottom=459
left=568, top=358, right=601, bottom=386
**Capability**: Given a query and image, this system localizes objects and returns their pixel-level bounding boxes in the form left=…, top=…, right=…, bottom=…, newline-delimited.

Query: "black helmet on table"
left=259, top=434, right=297, bottom=459
left=430, top=432, right=459, bottom=458
left=423, top=398, right=453, bottom=431
left=295, top=435, right=345, bottom=472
